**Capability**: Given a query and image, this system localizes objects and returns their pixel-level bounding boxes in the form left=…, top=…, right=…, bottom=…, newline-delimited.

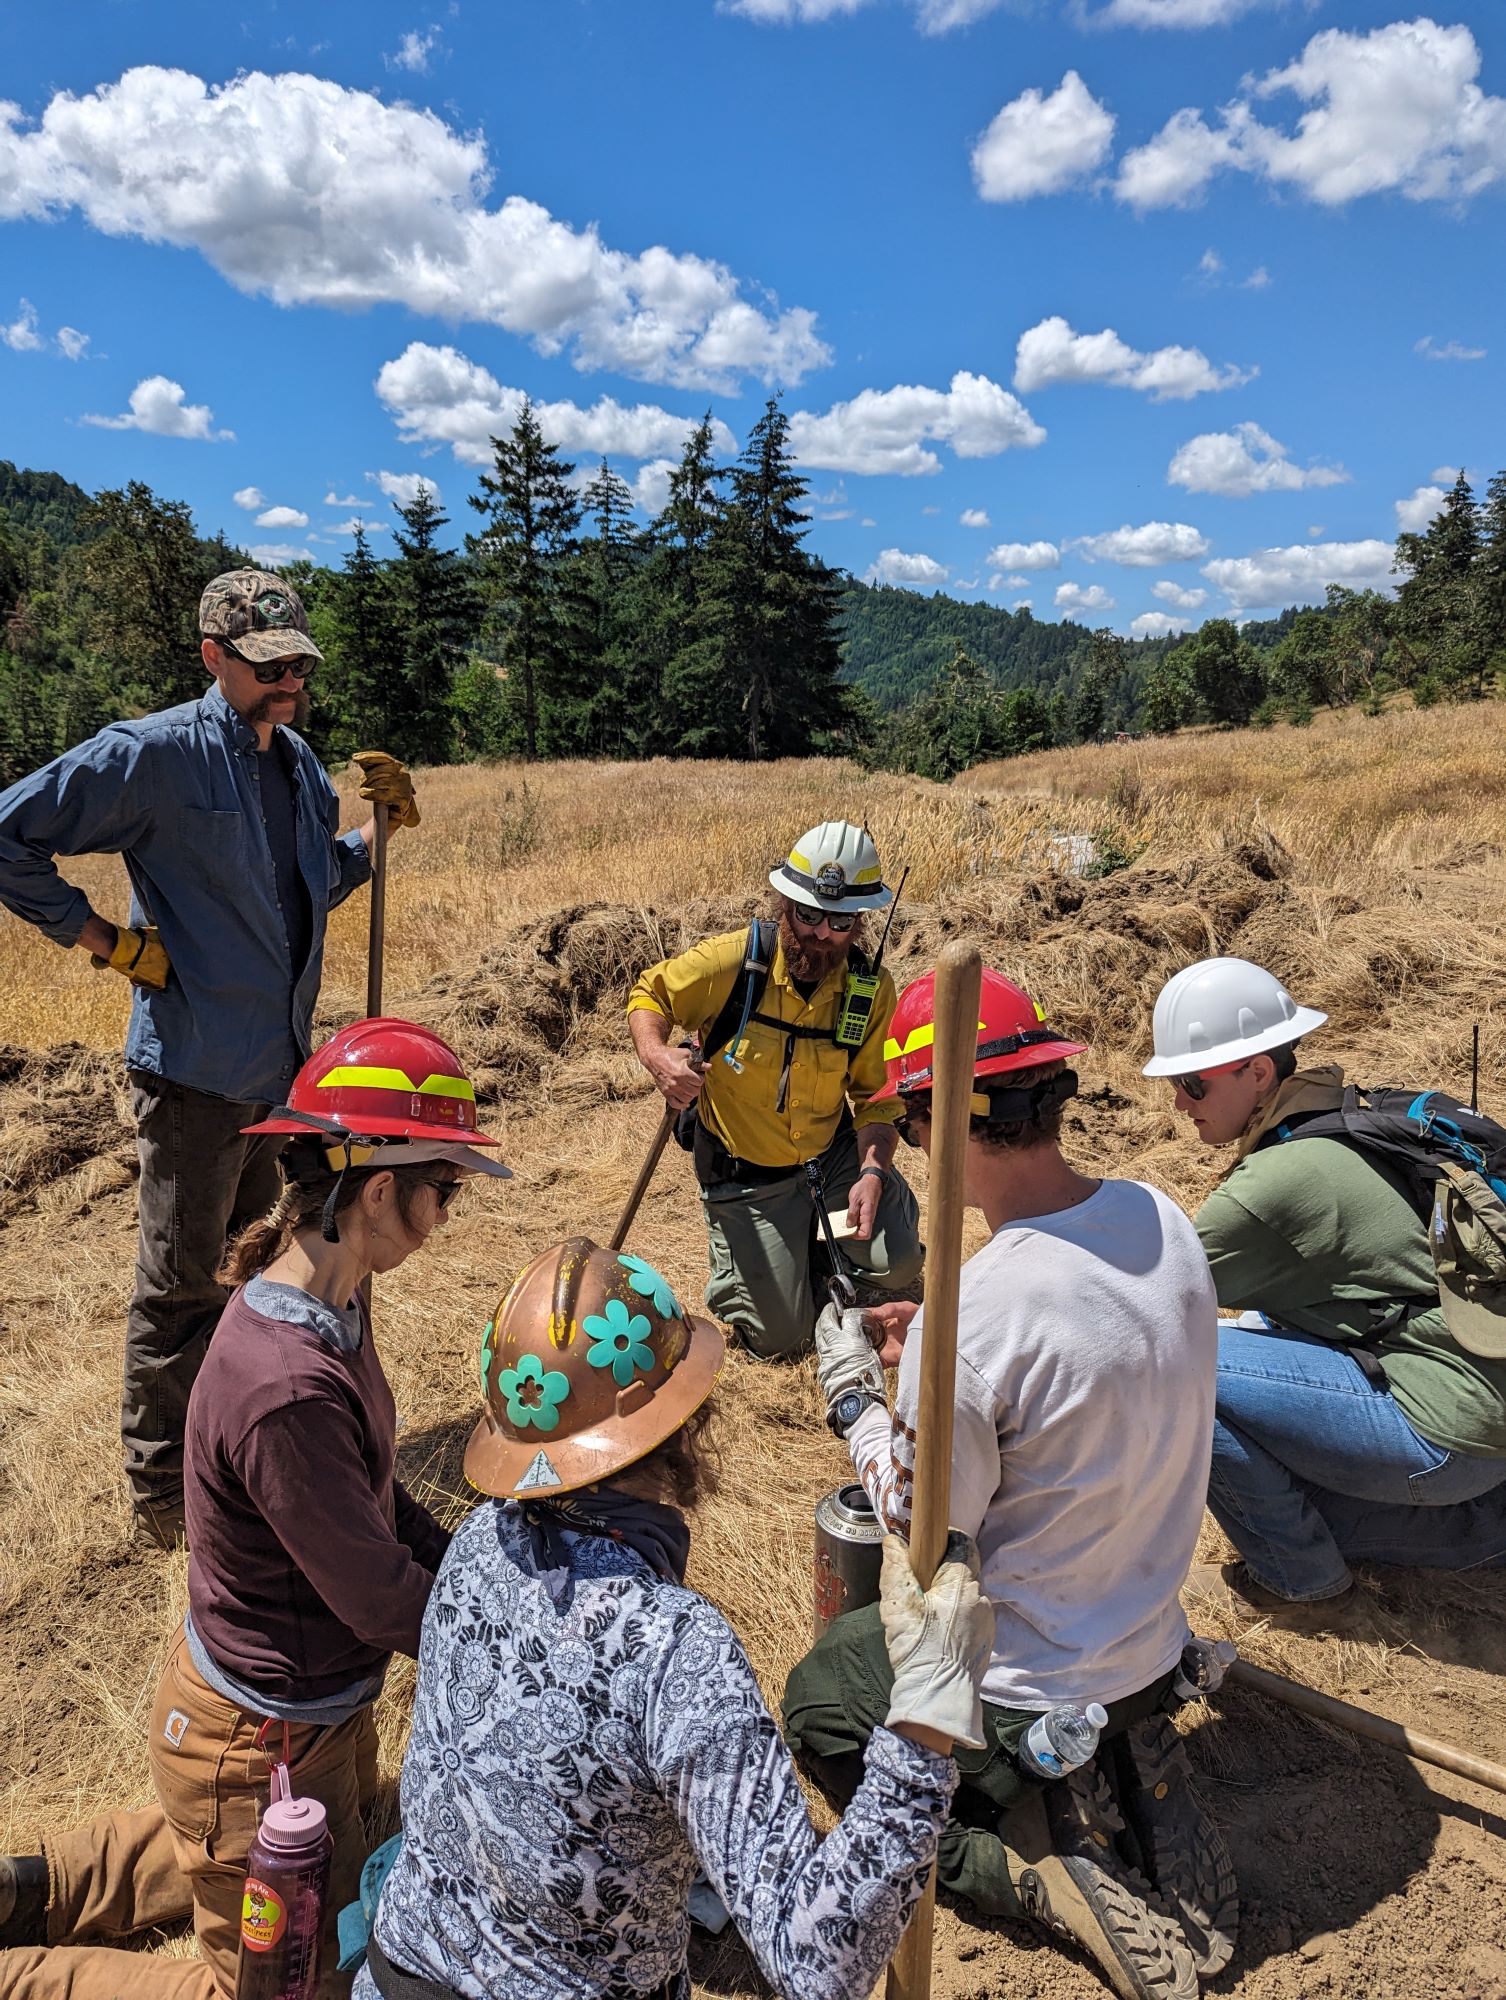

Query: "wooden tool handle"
left=609, top=1101, right=677, bottom=1253
left=366, top=805, right=389, bottom=1019
left=887, top=940, right=984, bottom=2000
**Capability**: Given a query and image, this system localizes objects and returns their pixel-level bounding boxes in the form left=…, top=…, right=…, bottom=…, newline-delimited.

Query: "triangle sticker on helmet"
left=516, top=1450, right=563, bottom=1491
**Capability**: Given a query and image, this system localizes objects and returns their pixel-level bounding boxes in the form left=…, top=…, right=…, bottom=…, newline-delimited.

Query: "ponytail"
left=218, top=1155, right=438, bottom=1286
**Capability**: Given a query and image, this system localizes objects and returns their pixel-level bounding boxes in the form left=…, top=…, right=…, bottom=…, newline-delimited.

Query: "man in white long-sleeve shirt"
left=786, top=966, right=1235, bottom=2000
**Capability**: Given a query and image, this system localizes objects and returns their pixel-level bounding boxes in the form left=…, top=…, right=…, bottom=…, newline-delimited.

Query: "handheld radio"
left=834, top=865, right=907, bottom=1049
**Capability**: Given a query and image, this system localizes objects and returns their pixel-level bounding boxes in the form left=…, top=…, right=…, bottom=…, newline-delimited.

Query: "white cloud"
left=1014, top=315, right=1251, bottom=401
left=1152, top=579, right=1208, bottom=609
left=788, top=371, right=1043, bottom=476
left=721, top=0, right=868, bottom=18
left=954, top=574, right=979, bottom=589
left=254, top=504, right=309, bottom=528
left=915, top=0, right=1005, bottom=27
left=921, top=504, right=941, bottom=515
left=1004, top=573, right=1031, bottom=588
left=1431, top=465, right=1464, bottom=485
left=387, top=27, right=439, bottom=72
left=1308, top=525, right=1325, bottom=538
left=960, top=507, right=991, bottom=528
left=247, top=542, right=303, bottom=567
left=1395, top=485, right=1446, bottom=534
left=0, top=66, right=828, bottom=392
left=1116, top=20, right=1506, bottom=211
left=56, top=324, right=90, bottom=359
left=1244, top=266, right=1272, bottom=290
left=1071, top=520, right=1209, bottom=565
left=374, top=469, right=441, bottom=509
left=866, top=548, right=949, bottom=586
left=326, top=516, right=388, bottom=536
left=1202, top=539, right=1396, bottom=612
left=985, top=540, right=1060, bottom=571
left=630, top=459, right=677, bottom=516
left=1416, top=334, right=1486, bottom=363
left=1131, top=610, right=1198, bottom=637
left=1168, top=422, right=1349, bottom=498
left=860, top=516, right=877, bottom=528
left=325, top=490, right=371, bottom=507
left=81, top=374, right=233, bottom=439
left=972, top=72, right=1115, bottom=202
left=1098, top=0, right=1274, bottom=23
left=1, top=298, right=44, bottom=351
left=233, top=486, right=266, bottom=511
left=1055, top=581, right=1116, bottom=616
left=375, top=341, right=738, bottom=467
left=1014, top=597, right=1033, bottom=610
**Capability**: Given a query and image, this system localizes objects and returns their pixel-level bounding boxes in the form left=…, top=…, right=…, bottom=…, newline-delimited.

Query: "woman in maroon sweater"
left=2, top=1019, right=510, bottom=2000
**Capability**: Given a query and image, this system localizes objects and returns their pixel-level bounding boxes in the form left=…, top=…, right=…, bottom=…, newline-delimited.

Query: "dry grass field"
left=4, top=703, right=1506, bottom=1999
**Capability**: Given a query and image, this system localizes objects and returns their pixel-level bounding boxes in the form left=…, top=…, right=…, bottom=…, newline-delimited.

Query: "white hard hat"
left=1142, top=956, right=1327, bottom=1077
left=769, top=820, right=892, bottom=915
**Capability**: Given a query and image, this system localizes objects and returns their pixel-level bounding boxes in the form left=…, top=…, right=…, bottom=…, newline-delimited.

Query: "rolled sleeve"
left=627, top=932, right=744, bottom=1035
left=0, top=729, right=156, bottom=946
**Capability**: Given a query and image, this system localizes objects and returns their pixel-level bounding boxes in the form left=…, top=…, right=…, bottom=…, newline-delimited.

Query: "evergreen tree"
left=1071, top=630, right=1126, bottom=744
left=699, top=399, right=852, bottom=759
left=1475, top=470, right=1506, bottom=685
left=467, top=402, right=584, bottom=760
left=73, top=482, right=210, bottom=708
left=1395, top=471, right=1490, bottom=697
left=389, top=484, right=471, bottom=765
left=318, top=526, right=402, bottom=761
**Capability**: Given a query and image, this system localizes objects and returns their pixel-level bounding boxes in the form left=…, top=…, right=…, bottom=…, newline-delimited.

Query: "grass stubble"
left=3, top=703, right=1506, bottom=1997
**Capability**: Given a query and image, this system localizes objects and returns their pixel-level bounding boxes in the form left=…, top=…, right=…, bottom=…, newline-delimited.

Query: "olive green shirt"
left=1196, top=1136, right=1506, bottom=1458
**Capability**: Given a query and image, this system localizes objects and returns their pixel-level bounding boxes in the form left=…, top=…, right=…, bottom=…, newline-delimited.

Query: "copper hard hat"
left=465, top=1237, right=724, bottom=1500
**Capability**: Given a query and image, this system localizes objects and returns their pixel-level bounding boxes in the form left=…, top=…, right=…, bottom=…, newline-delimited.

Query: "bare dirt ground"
left=4, top=723, right=1506, bottom=1998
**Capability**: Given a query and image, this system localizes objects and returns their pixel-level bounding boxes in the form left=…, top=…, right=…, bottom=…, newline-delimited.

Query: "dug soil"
left=5, top=834, right=1506, bottom=1999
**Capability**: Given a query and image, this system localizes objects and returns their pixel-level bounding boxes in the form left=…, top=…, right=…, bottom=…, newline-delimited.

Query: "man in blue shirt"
left=0, top=569, right=418, bottom=1545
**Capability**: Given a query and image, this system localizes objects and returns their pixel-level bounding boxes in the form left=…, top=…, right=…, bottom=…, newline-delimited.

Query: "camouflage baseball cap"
left=199, top=569, right=323, bottom=664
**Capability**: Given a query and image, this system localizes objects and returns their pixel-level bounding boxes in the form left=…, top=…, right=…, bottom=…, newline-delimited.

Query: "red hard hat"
left=874, top=967, right=1085, bottom=1102
left=242, top=1017, right=502, bottom=1146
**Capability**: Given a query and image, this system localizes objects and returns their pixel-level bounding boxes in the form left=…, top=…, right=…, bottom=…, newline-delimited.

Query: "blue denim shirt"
left=0, top=685, right=371, bottom=1101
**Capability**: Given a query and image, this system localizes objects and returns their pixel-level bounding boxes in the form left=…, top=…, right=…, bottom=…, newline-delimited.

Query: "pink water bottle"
left=234, top=1763, right=334, bottom=2000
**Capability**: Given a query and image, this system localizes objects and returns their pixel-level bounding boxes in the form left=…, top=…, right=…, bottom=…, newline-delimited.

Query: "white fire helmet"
left=1143, top=956, right=1328, bottom=1077
left=769, top=821, right=893, bottom=916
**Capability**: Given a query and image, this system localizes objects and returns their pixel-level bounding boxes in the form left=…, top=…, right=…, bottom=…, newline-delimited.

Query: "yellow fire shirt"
left=627, top=928, right=901, bottom=1170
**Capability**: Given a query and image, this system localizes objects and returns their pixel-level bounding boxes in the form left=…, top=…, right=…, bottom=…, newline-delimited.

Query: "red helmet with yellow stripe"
left=874, top=967, right=1085, bottom=1110
left=243, top=1018, right=502, bottom=1148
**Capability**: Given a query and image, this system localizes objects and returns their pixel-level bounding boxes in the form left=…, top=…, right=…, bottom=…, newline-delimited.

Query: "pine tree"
left=389, top=484, right=471, bottom=765
left=467, top=402, right=585, bottom=760
left=1395, top=471, right=1490, bottom=697
left=1476, top=470, right=1506, bottom=684
left=574, top=462, right=643, bottom=756
left=74, top=482, right=208, bottom=708
left=698, top=399, right=852, bottom=760
left=320, top=526, right=403, bottom=760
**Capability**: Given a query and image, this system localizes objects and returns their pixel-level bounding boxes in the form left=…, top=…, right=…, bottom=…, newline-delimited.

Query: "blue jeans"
left=1208, top=1319, right=1506, bottom=1601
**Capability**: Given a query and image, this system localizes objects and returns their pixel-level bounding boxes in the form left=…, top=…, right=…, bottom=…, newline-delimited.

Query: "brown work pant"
left=6, top=1633, right=377, bottom=2000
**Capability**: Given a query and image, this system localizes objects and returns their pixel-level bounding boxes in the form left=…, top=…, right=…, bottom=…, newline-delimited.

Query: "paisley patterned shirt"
left=357, top=1500, right=955, bottom=2000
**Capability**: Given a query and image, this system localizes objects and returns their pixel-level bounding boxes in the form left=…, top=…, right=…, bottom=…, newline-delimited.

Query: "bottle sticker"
left=241, top=1879, right=287, bottom=1952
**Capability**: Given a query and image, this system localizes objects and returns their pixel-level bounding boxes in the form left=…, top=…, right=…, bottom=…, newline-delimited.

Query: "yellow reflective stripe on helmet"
left=852, top=863, right=882, bottom=884
left=882, top=1019, right=988, bottom=1062
left=317, top=1065, right=476, bottom=1102
left=415, top=1074, right=476, bottom=1101
left=786, top=846, right=814, bottom=876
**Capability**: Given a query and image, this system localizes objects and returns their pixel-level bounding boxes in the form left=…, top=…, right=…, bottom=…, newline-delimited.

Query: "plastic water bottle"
left=1172, top=1637, right=1238, bottom=1702
left=234, top=1763, right=333, bottom=2000
left=1018, top=1701, right=1109, bottom=1779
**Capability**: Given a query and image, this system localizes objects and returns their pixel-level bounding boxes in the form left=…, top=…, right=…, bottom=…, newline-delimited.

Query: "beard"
left=777, top=903, right=860, bottom=985
left=246, top=687, right=311, bottom=731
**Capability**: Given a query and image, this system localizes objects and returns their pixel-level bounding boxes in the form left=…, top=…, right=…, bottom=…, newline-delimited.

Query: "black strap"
left=701, top=921, right=776, bottom=1062
left=694, top=1103, right=854, bottom=1189
left=367, top=1933, right=676, bottom=2000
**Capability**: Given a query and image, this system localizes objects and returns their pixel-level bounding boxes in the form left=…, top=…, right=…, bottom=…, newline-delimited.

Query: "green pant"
left=701, top=1127, right=923, bottom=1358
left=782, top=1602, right=1178, bottom=1918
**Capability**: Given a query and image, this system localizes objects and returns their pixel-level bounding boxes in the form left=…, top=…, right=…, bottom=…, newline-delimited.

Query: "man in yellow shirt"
left=627, top=820, right=922, bottom=1358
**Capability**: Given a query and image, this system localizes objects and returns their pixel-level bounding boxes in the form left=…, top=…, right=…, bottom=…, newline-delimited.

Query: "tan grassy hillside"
left=4, top=712, right=1506, bottom=2000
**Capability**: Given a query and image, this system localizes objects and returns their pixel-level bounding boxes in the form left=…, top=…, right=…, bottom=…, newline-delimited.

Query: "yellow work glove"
left=91, top=924, right=171, bottom=991
left=352, top=750, right=420, bottom=830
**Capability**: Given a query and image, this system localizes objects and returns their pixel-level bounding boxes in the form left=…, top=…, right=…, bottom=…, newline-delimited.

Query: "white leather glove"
left=814, top=1301, right=884, bottom=1419
left=880, top=1532, right=994, bottom=1751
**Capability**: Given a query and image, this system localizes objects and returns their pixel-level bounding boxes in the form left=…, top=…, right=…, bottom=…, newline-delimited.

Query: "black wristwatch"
left=828, top=1388, right=886, bottom=1439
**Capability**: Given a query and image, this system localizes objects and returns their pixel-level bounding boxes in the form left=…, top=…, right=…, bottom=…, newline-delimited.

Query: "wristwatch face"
left=834, top=1391, right=868, bottom=1432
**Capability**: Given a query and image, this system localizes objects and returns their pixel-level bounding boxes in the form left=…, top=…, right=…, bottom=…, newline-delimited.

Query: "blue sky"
left=1, top=0, right=1502, bottom=637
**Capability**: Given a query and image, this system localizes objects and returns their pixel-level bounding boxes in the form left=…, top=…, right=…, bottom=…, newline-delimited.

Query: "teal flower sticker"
left=583, top=1297, right=656, bottom=1387
left=497, top=1353, right=570, bottom=1432
left=618, top=1254, right=683, bottom=1321
left=479, top=1319, right=496, bottom=1401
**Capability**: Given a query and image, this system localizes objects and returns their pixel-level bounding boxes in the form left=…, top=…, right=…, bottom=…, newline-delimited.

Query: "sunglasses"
left=417, top=1175, right=464, bottom=1209
left=226, top=644, right=317, bottom=685
left=789, top=902, right=857, bottom=934
left=1171, top=1060, right=1252, bottom=1101
left=895, top=1100, right=932, bottom=1148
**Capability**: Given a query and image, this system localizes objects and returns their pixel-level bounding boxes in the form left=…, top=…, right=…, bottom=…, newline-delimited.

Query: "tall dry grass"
left=4, top=713, right=1506, bottom=1997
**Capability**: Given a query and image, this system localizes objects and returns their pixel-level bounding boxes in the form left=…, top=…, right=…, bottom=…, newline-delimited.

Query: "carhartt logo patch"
left=163, top=1707, right=192, bottom=1748
left=516, top=1450, right=563, bottom=1491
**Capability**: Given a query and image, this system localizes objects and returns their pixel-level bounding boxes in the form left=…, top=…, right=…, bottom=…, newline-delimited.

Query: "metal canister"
left=813, top=1483, right=885, bottom=1639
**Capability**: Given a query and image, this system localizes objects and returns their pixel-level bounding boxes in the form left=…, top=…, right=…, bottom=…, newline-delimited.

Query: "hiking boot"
left=1184, top=1561, right=1359, bottom=1633
left=1006, top=1763, right=1201, bottom=2000
left=0, top=1854, right=48, bottom=1947
left=132, top=1493, right=187, bottom=1550
left=1113, top=1714, right=1238, bottom=1977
